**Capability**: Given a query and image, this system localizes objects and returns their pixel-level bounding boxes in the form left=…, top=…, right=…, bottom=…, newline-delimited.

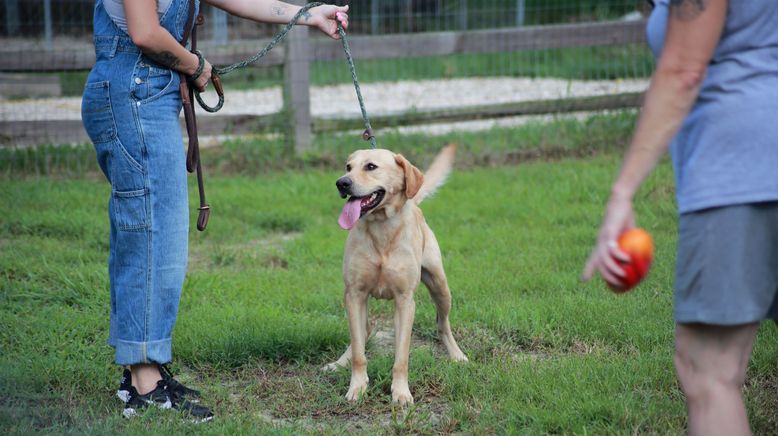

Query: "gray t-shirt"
left=647, top=0, right=778, bottom=213
left=103, top=0, right=173, bottom=33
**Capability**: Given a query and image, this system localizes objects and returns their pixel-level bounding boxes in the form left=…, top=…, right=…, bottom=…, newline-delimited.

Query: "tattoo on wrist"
left=148, top=51, right=182, bottom=69
left=669, top=0, right=706, bottom=21
left=302, top=11, right=312, bottom=22
left=271, top=6, right=287, bottom=17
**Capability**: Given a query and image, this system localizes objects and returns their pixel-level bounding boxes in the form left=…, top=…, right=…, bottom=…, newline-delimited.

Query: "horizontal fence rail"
left=0, top=20, right=645, bottom=72
left=0, top=92, right=645, bottom=147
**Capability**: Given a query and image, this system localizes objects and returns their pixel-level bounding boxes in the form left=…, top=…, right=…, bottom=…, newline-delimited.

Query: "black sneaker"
left=122, top=379, right=213, bottom=423
left=117, top=368, right=132, bottom=403
left=117, top=365, right=201, bottom=403
left=159, top=364, right=201, bottom=402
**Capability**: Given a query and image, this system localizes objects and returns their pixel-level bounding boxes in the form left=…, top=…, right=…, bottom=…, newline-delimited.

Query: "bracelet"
left=190, top=49, right=205, bottom=82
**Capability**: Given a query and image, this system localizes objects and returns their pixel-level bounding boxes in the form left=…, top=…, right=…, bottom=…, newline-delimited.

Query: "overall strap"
left=179, top=0, right=210, bottom=231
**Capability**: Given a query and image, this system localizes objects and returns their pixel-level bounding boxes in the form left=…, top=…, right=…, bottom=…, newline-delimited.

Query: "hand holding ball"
left=606, top=228, right=654, bottom=293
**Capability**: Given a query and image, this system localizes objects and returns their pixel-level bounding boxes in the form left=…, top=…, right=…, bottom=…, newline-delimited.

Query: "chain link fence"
left=0, top=0, right=653, bottom=148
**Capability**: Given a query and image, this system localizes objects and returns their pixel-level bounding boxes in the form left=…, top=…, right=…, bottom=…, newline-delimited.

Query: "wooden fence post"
left=282, top=2, right=312, bottom=154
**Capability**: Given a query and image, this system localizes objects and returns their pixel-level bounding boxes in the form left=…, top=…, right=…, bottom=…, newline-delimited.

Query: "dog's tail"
left=415, top=143, right=457, bottom=205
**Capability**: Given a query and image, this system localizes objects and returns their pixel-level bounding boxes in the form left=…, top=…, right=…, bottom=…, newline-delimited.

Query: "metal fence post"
left=283, top=4, right=312, bottom=154
left=516, top=0, right=526, bottom=27
left=5, top=0, right=19, bottom=35
left=402, top=0, right=412, bottom=33
left=43, top=0, right=53, bottom=50
left=211, top=7, right=228, bottom=44
left=459, top=0, right=467, bottom=31
left=371, top=0, right=379, bottom=35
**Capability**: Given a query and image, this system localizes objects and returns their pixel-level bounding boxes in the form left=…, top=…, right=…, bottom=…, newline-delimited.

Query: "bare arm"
left=204, top=0, right=349, bottom=39
left=123, top=0, right=211, bottom=90
left=582, top=0, right=728, bottom=284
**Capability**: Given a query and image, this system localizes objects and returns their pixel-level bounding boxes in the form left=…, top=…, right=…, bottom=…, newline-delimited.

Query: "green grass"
left=1, top=110, right=640, bottom=178
left=2, top=114, right=777, bottom=434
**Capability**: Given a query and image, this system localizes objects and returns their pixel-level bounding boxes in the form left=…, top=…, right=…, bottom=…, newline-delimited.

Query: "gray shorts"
left=674, top=201, right=778, bottom=325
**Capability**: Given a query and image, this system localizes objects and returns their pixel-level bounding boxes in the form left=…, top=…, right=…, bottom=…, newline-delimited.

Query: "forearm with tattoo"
left=270, top=1, right=312, bottom=22
left=147, top=50, right=182, bottom=69
left=271, top=4, right=287, bottom=17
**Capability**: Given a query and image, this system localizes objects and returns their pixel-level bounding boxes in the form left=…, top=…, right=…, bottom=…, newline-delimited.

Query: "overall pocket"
left=131, top=60, right=176, bottom=105
left=81, top=81, right=117, bottom=144
left=82, top=79, right=145, bottom=177
left=112, top=188, right=150, bottom=231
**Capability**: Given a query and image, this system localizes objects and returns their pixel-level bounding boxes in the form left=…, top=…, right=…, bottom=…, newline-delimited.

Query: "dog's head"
left=336, top=149, right=423, bottom=230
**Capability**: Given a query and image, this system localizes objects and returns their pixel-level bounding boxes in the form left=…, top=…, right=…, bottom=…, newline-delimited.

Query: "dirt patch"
left=255, top=402, right=453, bottom=435
left=368, top=319, right=445, bottom=358
left=197, top=359, right=456, bottom=434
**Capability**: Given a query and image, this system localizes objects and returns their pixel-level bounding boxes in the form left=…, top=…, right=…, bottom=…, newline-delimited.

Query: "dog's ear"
left=394, top=154, right=424, bottom=198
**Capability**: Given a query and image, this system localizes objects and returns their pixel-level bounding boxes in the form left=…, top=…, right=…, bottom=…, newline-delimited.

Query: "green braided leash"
left=194, top=2, right=376, bottom=148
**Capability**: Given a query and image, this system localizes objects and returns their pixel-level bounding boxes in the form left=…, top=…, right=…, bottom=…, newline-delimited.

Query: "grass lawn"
left=2, top=115, right=777, bottom=434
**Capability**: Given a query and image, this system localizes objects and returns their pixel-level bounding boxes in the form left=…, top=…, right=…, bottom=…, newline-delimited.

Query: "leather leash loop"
left=194, top=72, right=225, bottom=113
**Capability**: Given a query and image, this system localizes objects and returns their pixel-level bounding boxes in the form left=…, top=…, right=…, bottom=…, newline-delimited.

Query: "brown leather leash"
left=176, top=2, right=374, bottom=231
left=179, top=0, right=215, bottom=231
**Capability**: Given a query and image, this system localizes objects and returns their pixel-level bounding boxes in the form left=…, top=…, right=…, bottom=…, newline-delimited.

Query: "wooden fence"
left=0, top=19, right=647, bottom=148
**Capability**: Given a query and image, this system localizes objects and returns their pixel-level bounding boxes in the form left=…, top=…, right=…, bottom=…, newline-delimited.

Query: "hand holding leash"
left=189, top=49, right=212, bottom=92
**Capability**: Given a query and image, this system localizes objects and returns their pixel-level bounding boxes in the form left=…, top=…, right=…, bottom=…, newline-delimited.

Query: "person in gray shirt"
left=583, top=0, right=778, bottom=434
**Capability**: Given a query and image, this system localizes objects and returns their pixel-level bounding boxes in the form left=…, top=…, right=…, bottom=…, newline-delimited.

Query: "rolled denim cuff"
left=114, top=338, right=172, bottom=366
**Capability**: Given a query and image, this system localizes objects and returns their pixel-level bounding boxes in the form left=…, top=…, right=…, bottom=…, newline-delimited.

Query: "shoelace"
left=159, top=364, right=199, bottom=398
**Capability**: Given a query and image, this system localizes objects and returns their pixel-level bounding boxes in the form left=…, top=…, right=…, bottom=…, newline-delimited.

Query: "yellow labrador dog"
left=326, top=144, right=467, bottom=406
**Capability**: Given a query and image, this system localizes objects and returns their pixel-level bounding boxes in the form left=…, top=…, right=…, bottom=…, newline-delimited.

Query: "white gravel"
left=0, top=76, right=647, bottom=123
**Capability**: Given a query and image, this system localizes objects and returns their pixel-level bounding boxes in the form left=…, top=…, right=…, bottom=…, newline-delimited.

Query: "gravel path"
left=0, top=77, right=647, bottom=122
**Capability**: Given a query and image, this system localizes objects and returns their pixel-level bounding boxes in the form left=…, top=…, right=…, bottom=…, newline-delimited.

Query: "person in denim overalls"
left=82, top=0, right=348, bottom=420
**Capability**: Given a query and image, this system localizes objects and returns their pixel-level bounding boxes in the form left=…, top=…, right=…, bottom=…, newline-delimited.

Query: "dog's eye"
left=346, top=164, right=352, bottom=172
left=365, top=163, right=378, bottom=171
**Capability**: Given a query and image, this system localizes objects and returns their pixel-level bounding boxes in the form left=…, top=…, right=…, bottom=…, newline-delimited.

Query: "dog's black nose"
left=336, top=177, right=352, bottom=198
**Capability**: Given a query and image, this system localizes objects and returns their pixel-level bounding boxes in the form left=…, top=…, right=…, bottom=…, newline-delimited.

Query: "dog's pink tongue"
left=338, top=198, right=362, bottom=230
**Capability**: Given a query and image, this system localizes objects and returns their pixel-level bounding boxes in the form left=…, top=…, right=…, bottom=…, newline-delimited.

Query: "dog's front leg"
left=344, top=289, right=369, bottom=401
left=391, top=294, right=416, bottom=406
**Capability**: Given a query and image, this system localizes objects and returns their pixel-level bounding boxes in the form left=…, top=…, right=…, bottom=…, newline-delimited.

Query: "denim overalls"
left=81, top=0, right=199, bottom=365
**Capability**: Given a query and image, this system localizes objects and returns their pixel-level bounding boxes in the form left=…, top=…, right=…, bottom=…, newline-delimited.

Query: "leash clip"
left=362, top=128, right=374, bottom=141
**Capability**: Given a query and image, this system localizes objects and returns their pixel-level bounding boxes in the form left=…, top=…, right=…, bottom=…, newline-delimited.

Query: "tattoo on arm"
left=302, top=11, right=312, bottom=22
left=271, top=5, right=287, bottom=17
left=148, top=50, right=182, bottom=69
left=669, top=0, right=706, bottom=21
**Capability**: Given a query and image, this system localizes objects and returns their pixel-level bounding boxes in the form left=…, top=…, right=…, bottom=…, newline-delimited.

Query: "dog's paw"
left=391, top=384, right=414, bottom=407
left=451, top=352, right=469, bottom=362
left=345, top=379, right=368, bottom=402
left=391, top=389, right=414, bottom=406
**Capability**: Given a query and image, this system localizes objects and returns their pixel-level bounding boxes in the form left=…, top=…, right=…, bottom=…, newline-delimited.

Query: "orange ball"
left=606, top=228, right=654, bottom=293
